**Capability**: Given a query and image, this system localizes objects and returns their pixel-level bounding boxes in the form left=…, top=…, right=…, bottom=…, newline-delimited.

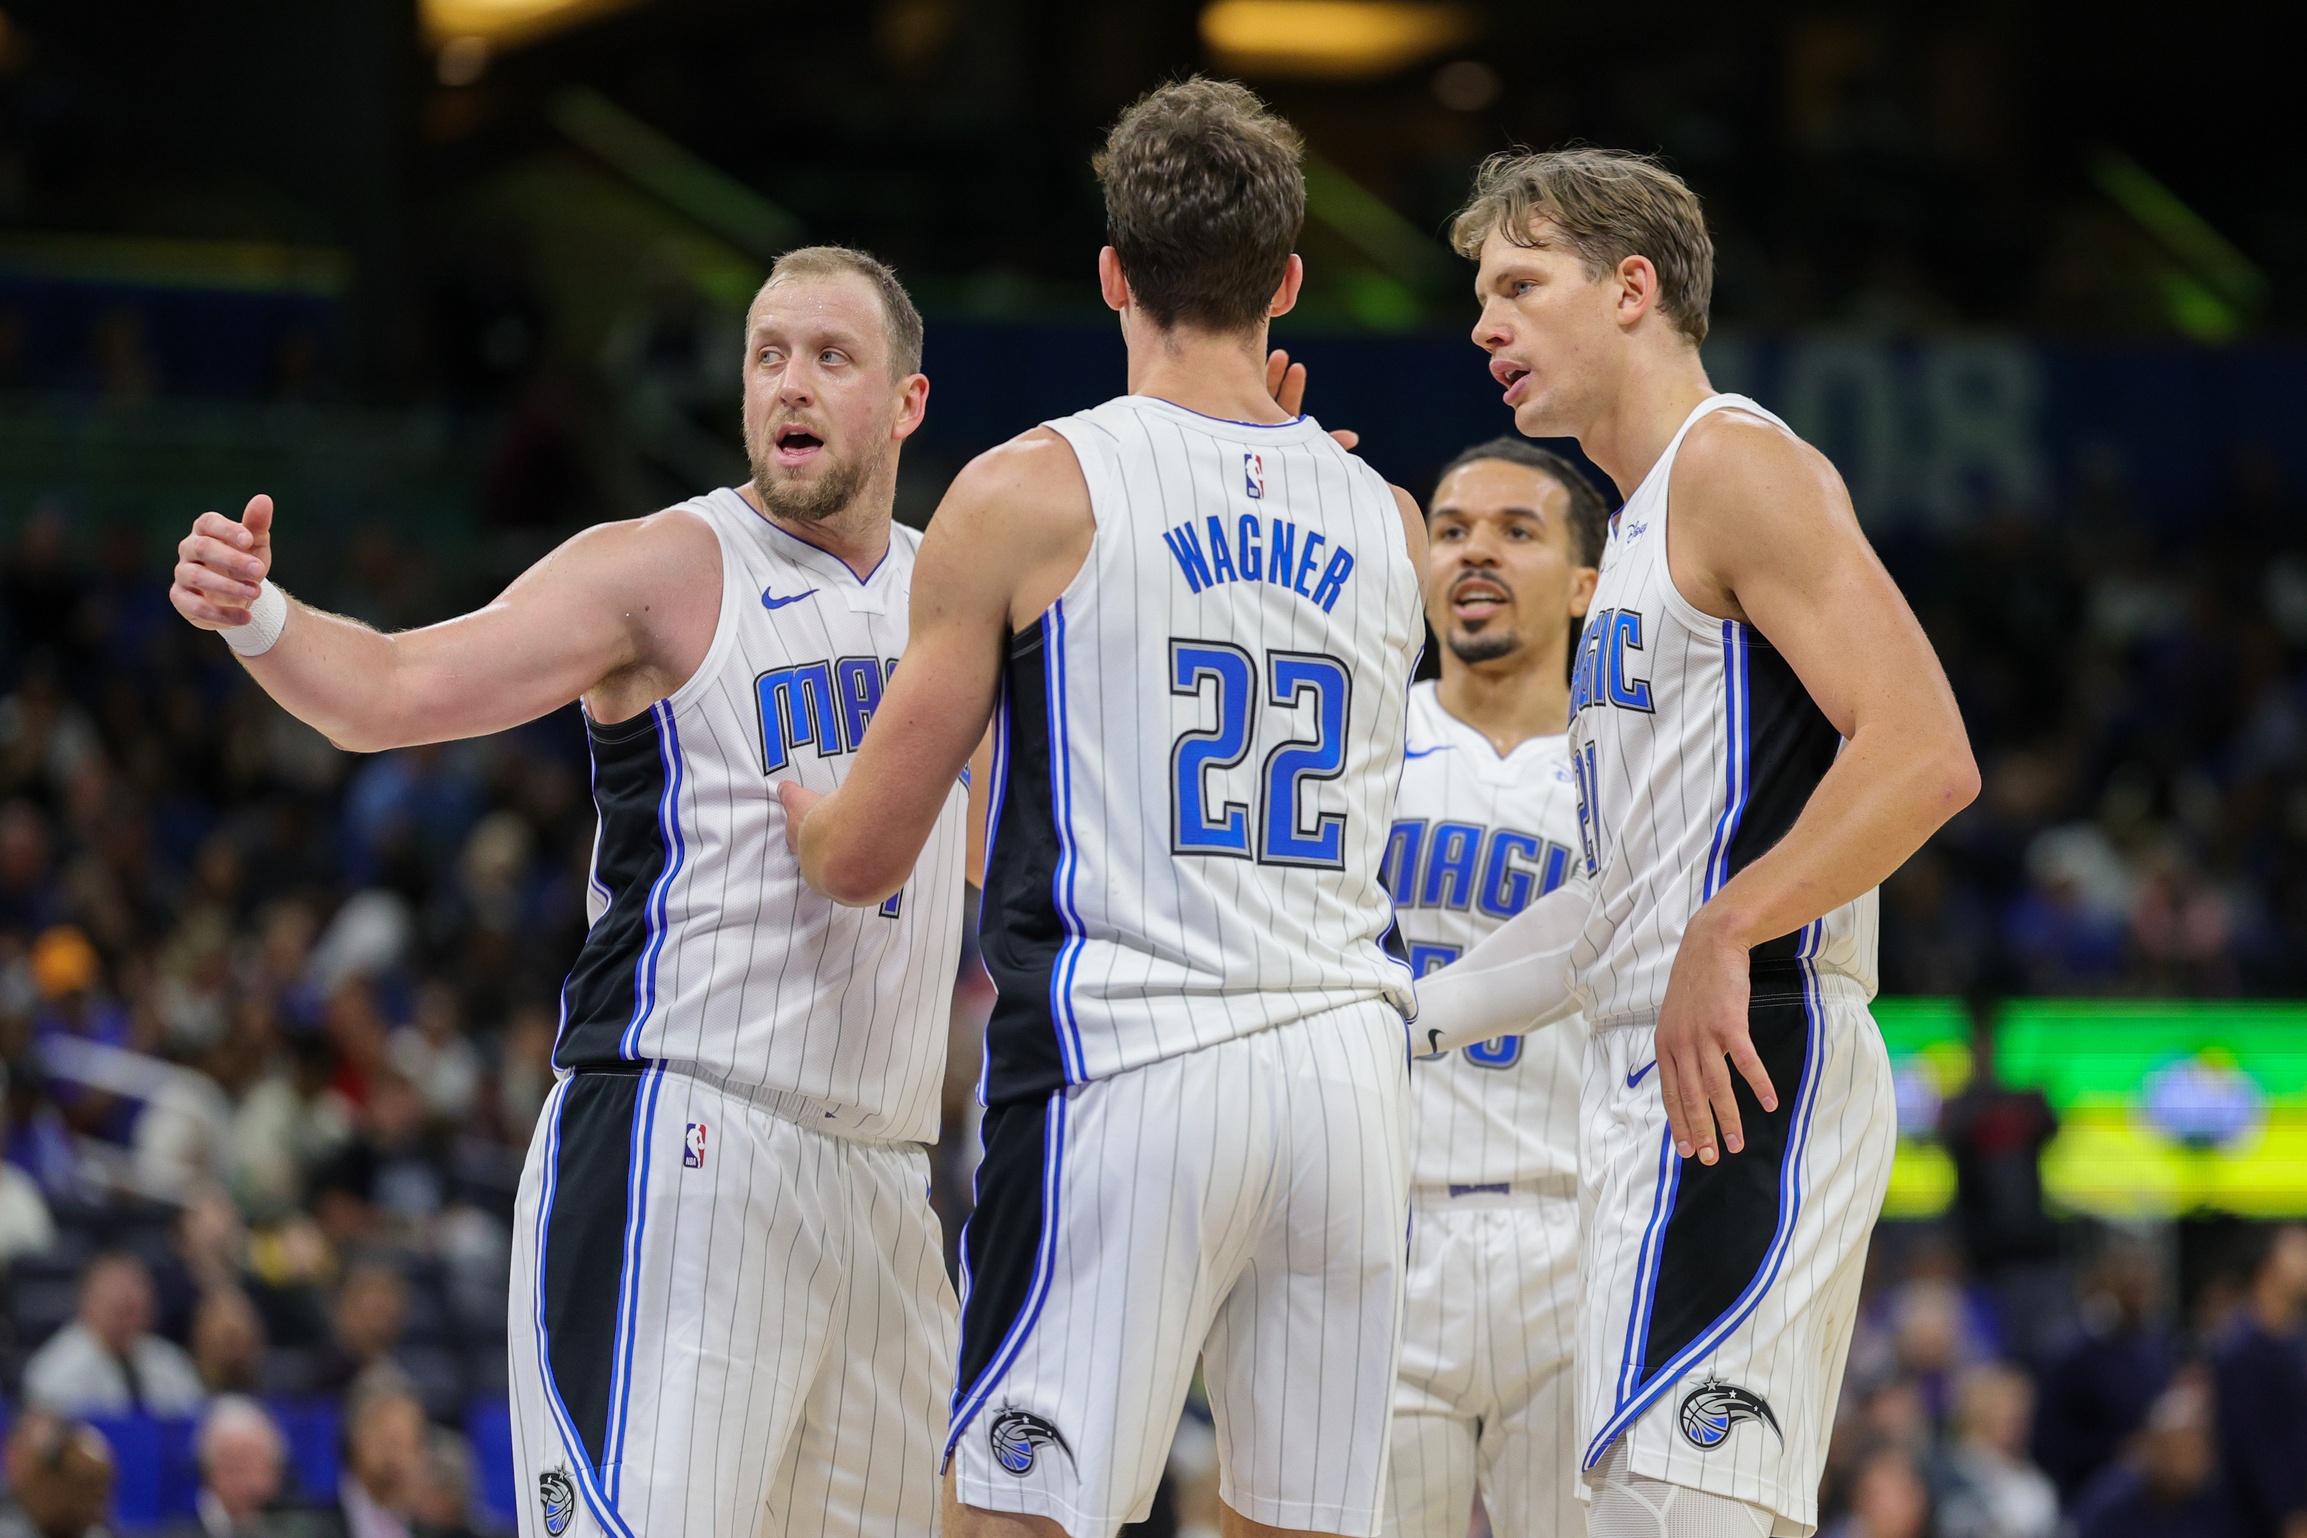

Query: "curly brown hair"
left=1095, top=77, right=1305, bottom=335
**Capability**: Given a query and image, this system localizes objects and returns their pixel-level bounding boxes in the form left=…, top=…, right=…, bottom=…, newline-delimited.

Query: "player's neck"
left=1575, top=344, right=1715, bottom=495
left=738, top=481, right=894, bottom=578
left=1435, top=652, right=1570, bottom=758
left=1123, top=316, right=1293, bottom=425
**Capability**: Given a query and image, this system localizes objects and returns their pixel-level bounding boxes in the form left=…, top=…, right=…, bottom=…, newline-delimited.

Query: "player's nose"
left=1470, top=301, right=1509, bottom=351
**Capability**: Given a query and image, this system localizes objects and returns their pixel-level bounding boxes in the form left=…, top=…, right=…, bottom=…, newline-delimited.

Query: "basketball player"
left=167, top=248, right=974, bottom=1538
left=779, top=80, right=1426, bottom=1538
left=1382, top=438, right=1603, bottom=1538
left=1412, top=152, right=1979, bottom=1537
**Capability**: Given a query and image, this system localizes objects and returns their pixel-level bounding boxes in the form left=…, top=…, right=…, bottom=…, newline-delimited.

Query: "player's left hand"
left=1653, top=906, right=1778, bottom=1165
left=1266, top=349, right=1359, bottom=450
left=775, top=782, right=824, bottom=857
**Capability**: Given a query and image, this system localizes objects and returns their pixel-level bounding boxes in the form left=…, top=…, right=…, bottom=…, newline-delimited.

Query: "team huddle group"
left=167, top=76, right=1979, bottom=1538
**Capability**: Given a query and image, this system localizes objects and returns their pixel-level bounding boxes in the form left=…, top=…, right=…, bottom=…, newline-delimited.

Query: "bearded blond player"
left=169, top=248, right=978, bottom=1538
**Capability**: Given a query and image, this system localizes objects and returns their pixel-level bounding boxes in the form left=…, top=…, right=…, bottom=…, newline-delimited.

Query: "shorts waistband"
left=1587, top=966, right=1873, bottom=1033
left=1410, top=1177, right=1576, bottom=1207
left=559, top=1061, right=920, bottom=1146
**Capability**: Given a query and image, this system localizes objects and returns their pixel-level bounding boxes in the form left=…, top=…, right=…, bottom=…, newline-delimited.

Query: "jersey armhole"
left=1029, top=417, right=1106, bottom=626
left=1653, top=405, right=1765, bottom=645
left=656, top=499, right=742, bottom=716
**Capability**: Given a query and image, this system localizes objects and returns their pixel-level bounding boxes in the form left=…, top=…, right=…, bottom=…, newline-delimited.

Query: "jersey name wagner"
left=1390, top=682, right=1586, bottom=1189
left=976, top=395, right=1424, bottom=1104
left=552, top=488, right=970, bottom=1142
left=1566, top=395, right=1877, bottom=1026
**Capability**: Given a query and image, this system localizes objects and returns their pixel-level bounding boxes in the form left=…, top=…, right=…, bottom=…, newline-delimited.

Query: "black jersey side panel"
left=556, top=708, right=676, bottom=1069
left=977, top=622, right=1073, bottom=1105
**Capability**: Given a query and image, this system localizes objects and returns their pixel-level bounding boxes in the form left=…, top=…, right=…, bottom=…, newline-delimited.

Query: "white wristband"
left=223, top=579, right=289, bottom=657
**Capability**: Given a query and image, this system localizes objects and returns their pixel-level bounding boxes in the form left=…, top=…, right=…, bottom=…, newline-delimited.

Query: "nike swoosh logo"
left=1405, top=745, right=1452, bottom=759
left=1627, top=1060, right=1657, bottom=1088
left=1427, top=1029, right=1446, bottom=1054
left=762, top=587, right=819, bottom=610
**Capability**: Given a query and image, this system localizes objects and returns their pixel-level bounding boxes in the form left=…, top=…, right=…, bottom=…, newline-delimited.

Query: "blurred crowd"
left=2, top=436, right=2307, bottom=1537
left=1878, top=447, right=2307, bottom=1000
left=1812, top=1220, right=2307, bottom=1538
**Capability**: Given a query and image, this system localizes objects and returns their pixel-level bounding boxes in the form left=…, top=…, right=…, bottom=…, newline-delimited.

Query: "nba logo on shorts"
left=1244, top=452, right=1264, bottom=499
left=684, top=1123, right=707, bottom=1168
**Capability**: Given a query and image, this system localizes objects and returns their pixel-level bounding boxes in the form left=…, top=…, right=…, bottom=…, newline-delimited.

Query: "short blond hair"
left=1451, top=148, right=1714, bottom=345
left=760, top=245, right=924, bottom=376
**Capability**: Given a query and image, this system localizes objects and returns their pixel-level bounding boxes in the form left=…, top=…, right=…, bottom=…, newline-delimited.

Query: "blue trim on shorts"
left=945, top=1090, right=1069, bottom=1457
left=529, top=1082, right=642, bottom=1538
left=1582, top=927, right=1828, bottom=1470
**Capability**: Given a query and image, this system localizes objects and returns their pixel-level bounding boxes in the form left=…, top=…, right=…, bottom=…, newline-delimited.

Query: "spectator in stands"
left=1939, top=1014, right=2063, bottom=1359
left=0, top=1069, right=58, bottom=1261
left=2068, top=1374, right=2236, bottom=1538
left=410, top=1428, right=482, bottom=1538
left=179, top=1396, right=287, bottom=1538
left=332, top=1386, right=429, bottom=1538
left=1931, top=1362, right=2059, bottom=1538
left=0, top=1410, right=114, bottom=1538
left=2212, top=1225, right=2307, bottom=1538
left=313, top=1262, right=407, bottom=1397
left=23, top=1250, right=206, bottom=1414
left=1824, top=1446, right=1932, bottom=1538
left=191, top=1285, right=267, bottom=1394
left=2033, top=1237, right=2179, bottom=1498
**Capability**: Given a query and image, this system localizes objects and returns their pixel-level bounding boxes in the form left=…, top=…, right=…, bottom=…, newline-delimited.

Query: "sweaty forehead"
left=1476, top=221, right=1576, bottom=280
left=747, top=273, right=882, bottom=341
left=1434, top=459, right=1569, bottom=518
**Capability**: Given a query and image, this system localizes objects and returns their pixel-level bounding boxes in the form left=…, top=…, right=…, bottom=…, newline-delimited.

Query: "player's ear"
left=892, top=372, right=930, bottom=442
left=1615, top=255, right=1659, bottom=332
left=1267, top=253, right=1305, bottom=320
left=1569, top=564, right=1600, bottom=616
left=1097, top=247, right=1131, bottom=314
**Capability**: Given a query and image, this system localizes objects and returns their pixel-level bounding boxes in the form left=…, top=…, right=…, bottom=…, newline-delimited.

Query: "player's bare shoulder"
left=920, top=424, right=1094, bottom=629
left=1667, top=403, right=1860, bottom=620
left=547, top=500, right=725, bottom=718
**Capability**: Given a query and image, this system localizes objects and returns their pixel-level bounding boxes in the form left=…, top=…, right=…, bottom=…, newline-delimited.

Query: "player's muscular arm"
left=785, top=430, right=1093, bottom=905
left=170, top=493, right=714, bottom=751
left=1655, top=412, right=1980, bottom=1165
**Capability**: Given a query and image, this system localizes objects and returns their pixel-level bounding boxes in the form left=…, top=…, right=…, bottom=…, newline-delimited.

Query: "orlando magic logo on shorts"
left=988, top=1408, right=1071, bottom=1476
left=1678, top=1379, right=1783, bottom=1450
left=538, top=1468, right=577, bottom=1535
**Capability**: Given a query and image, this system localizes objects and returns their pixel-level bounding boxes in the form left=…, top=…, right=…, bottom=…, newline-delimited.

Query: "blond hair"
left=1451, top=148, right=1714, bottom=344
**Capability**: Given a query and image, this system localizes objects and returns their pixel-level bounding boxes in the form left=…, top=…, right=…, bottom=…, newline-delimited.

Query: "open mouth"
left=771, top=424, right=825, bottom=468
left=1489, top=357, right=1532, bottom=404
left=1450, top=575, right=1512, bottom=623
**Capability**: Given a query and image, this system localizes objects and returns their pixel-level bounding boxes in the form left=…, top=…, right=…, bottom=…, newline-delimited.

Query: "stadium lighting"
left=421, top=0, right=642, bottom=49
left=1199, top=1, right=1476, bottom=80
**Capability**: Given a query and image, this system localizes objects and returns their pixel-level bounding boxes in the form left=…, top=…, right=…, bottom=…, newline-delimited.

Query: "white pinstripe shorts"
left=948, top=1000, right=1413, bottom=1538
left=1575, top=972, right=1894, bottom=1536
left=507, top=1066, right=958, bottom=1538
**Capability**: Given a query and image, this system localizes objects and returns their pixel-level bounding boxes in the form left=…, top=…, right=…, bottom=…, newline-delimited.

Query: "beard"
left=749, top=438, right=878, bottom=524
left=1447, top=626, right=1522, bottom=665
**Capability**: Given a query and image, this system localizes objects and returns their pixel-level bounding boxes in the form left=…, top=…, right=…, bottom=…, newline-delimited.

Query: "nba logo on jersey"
left=1244, top=451, right=1264, bottom=499
left=684, top=1123, right=707, bottom=1168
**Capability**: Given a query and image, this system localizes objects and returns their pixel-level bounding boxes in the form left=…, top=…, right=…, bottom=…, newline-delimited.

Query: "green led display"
left=1871, top=998, right=2307, bottom=1220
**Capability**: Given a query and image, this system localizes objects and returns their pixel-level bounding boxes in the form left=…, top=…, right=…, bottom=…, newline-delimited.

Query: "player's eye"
left=821, top=349, right=848, bottom=366
left=757, top=348, right=784, bottom=368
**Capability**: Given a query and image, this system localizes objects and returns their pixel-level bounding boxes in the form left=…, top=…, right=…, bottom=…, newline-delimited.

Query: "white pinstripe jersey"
left=1567, top=394, right=1878, bottom=1026
left=975, top=393, right=1422, bottom=1102
left=552, top=487, right=969, bottom=1142
left=1391, top=682, right=1585, bottom=1188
